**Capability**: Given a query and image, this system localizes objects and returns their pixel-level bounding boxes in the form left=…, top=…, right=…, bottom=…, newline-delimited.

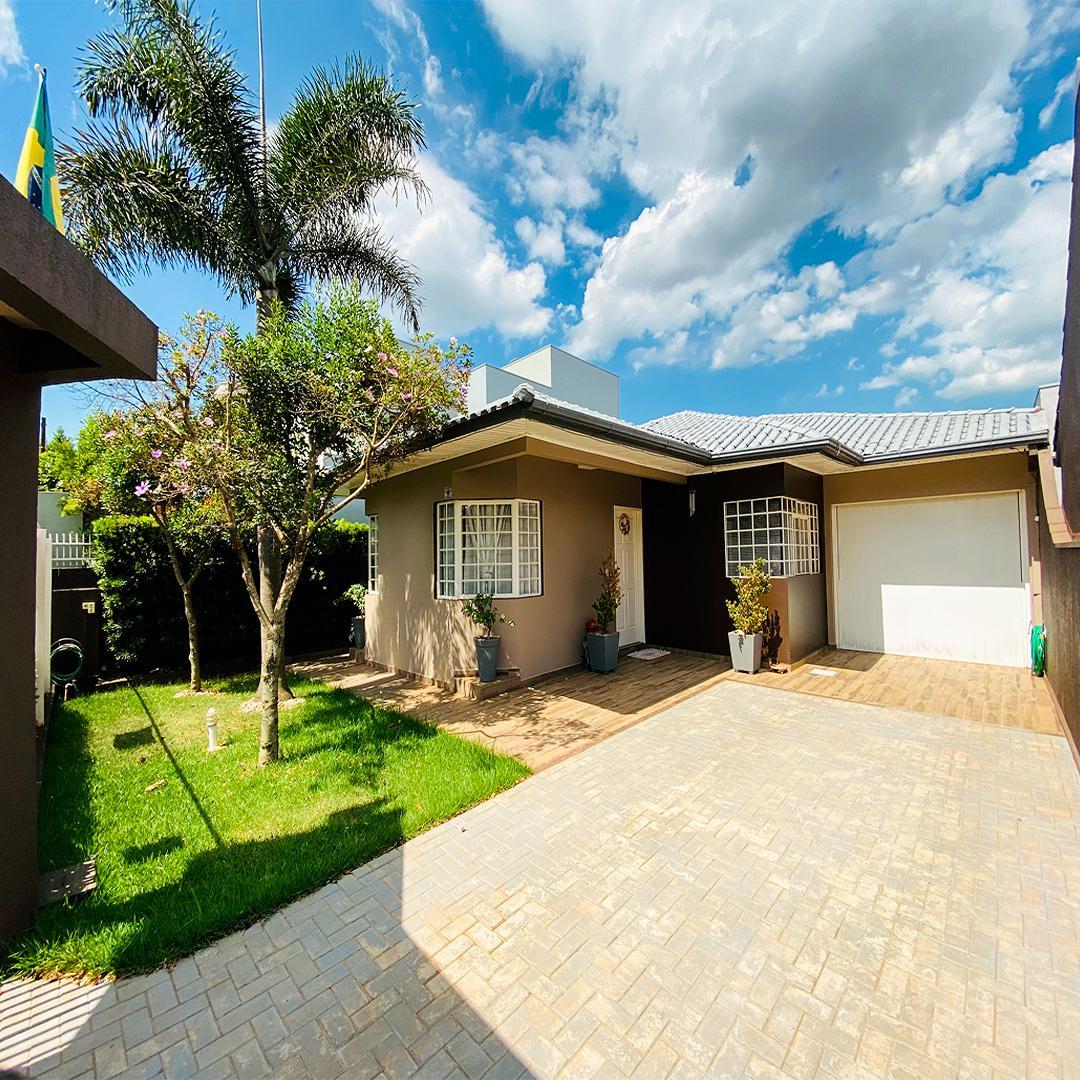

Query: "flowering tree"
left=189, top=285, right=469, bottom=764
left=92, top=312, right=227, bottom=693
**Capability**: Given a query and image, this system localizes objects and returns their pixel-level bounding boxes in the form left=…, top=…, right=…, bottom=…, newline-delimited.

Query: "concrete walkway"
left=3, top=682, right=1080, bottom=1078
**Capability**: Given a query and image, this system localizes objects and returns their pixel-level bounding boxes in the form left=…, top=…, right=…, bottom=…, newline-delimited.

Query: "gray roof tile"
left=644, top=406, right=1047, bottom=461
left=457, top=384, right=1049, bottom=465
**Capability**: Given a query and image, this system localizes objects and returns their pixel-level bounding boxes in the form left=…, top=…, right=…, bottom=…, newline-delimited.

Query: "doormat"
left=809, top=667, right=839, bottom=677
left=627, top=648, right=670, bottom=661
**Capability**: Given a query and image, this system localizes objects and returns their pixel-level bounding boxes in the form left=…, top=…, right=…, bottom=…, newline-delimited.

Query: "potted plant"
left=343, top=584, right=368, bottom=652
left=586, top=549, right=623, bottom=674
left=461, top=592, right=514, bottom=683
left=726, top=557, right=770, bottom=673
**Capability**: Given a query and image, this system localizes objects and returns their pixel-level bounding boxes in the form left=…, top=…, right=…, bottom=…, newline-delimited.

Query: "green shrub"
left=92, top=517, right=367, bottom=677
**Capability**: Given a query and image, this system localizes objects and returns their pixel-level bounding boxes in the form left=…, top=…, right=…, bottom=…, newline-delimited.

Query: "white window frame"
left=436, top=499, right=542, bottom=599
left=368, top=515, right=379, bottom=592
left=723, top=496, right=820, bottom=578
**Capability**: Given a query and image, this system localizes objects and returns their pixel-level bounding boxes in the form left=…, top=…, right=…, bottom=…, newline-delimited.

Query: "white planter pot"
left=728, top=630, right=763, bottom=674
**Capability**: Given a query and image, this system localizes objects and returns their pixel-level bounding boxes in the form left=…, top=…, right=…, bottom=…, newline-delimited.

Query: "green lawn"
left=5, top=676, right=529, bottom=980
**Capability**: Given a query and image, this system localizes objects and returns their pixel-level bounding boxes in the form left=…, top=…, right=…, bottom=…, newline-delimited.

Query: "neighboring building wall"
left=365, top=453, right=641, bottom=684
left=0, top=345, right=43, bottom=942
left=642, top=463, right=827, bottom=664
left=331, top=496, right=368, bottom=524
left=37, top=489, right=83, bottom=535
left=466, top=345, right=620, bottom=417
left=822, top=451, right=1039, bottom=646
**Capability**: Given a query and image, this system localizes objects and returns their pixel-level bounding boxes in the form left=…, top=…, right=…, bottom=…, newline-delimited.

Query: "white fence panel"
left=51, top=531, right=93, bottom=569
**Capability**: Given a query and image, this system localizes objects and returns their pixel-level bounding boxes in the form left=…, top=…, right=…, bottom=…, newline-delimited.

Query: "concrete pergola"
left=0, top=177, right=157, bottom=943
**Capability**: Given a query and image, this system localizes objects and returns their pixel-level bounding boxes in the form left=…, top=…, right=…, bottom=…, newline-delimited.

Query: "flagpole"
left=257, top=0, right=267, bottom=184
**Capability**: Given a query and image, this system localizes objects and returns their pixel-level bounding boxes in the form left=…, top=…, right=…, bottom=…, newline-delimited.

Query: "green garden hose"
left=1030, top=624, right=1046, bottom=677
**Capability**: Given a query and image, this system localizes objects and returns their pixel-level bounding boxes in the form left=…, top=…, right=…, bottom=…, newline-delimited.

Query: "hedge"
left=92, top=516, right=368, bottom=678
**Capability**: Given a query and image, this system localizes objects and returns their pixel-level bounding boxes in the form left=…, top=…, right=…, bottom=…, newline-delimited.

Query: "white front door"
left=613, top=506, right=645, bottom=646
left=834, top=491, right=1030, bottom=667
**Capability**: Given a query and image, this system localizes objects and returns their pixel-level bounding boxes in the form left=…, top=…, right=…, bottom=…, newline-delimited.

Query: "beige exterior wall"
left=365, top=452, right=641, bottom=684
left=823, top=451, right=1040, bottom=645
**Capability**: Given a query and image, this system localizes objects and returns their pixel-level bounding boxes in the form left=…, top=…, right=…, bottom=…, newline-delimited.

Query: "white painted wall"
left=35, top=528, right=51, bottom=724
left=466, top=345, right=620, bottom=417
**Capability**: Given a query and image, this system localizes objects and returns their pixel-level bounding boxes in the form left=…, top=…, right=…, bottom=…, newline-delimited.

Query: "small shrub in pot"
left=725, top=558, right=770, bottom=673
left=586, top=549, right=622, bottom=674
left=343, top=583, right=368, bottom=652
left=461, top=593, right=514, bottom=683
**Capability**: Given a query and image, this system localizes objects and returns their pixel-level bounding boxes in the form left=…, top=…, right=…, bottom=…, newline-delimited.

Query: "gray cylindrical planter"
left=350, top=616, right=366, bottom=651
left=586, top=631, right=620, bottom=673
left=475, top=636, right=500, bottom=682
left=728, top=630, right=763, bottom=674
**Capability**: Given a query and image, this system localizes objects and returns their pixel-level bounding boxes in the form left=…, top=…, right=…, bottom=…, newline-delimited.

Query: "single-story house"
left=361, top=365, right=1051, bottom=689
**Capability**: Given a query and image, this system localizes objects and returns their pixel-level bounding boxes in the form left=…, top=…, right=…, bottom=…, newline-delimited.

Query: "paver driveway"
left=3, top=682, right=1080, bottom=1078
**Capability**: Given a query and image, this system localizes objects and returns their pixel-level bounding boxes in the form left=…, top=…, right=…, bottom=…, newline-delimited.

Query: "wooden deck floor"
left=295, top=651, right=732, bottom=771
left=727, top=647, right=1061, bottom=735
left=297, top=644, right=1060, bottom=773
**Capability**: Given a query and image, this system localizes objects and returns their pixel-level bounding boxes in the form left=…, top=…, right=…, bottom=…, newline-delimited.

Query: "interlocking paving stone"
left=3, top=682, right=1080, bottom=1078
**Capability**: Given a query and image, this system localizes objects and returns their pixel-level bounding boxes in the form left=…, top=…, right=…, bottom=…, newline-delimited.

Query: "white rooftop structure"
left=466, top=344, right=620, bottom=418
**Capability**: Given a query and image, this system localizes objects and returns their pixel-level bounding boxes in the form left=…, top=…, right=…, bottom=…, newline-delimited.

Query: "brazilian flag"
left=15, top=66, right=65, bottom=234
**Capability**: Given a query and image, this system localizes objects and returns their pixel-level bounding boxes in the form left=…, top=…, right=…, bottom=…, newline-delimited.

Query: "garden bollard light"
left=207, top=707, right=220, bottom=752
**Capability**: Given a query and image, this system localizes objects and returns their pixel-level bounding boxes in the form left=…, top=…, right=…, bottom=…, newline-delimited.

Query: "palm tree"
left=61, top=0, right=427, bottom=731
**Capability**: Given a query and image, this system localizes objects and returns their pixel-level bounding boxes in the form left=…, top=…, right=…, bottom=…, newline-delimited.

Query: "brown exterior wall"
left=823, top=452, right=1040, bottom=645
left=0, top=347, right=43, bottom=942
left=642, top=464, right=827, bottom=664
left=1037, top=481, right=1080, bottom=752
left=1057, top=93, right=1080, bottom=529
left=365, top=453, right=641, bottom=683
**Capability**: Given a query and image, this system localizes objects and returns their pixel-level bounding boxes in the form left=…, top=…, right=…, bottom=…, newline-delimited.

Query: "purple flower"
left=104, top=430, right=117, bottom=440
left=134, top=481, right=150, bottom=497
left=203, top=417, right=214, bottom=427
left=377, top=351, right=388, bottom=363
left=402, top=391, right=413, bottom=401
left=151, top=448, right=162, bottom=459
left=177, top=458, right=191, bottom=470
left=387, top=367, right=399, bottom=378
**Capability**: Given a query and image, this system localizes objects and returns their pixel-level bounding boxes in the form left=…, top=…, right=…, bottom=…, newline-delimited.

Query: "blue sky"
left=1, top=0, right=1078, bottom=435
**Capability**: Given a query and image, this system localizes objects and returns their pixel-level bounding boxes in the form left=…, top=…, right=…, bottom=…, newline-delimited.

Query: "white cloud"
left=853, top=140, right=1073, bottom=397
left=375, top=157, right=553, bottom=339
left=507, top=135, right=602, bottom=211
left=482, top=0, right=1073, bottom=400
left=894, top=386, right=919, bottom=408
left=0, top=0, right=25, bottom=74
left=1039, top=65, right=1077, bottom=128
left=515, top=215, right=565, bottom=266
left=814, top=383, right=845, bottom=399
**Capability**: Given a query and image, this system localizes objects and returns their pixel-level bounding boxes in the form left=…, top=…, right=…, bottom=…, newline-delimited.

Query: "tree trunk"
left=180, top=583, right=202, bottom=694
left=258, top=618, right=284, bottom=766
left=255, top=526, right=293, bottom=700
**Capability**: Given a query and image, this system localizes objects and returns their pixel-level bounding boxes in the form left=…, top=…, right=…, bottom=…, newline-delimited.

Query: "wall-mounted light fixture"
left=689, top=488, right=697, bottom=517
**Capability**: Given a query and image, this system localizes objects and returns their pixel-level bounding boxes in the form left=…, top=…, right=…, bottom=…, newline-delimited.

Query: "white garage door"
left=835, top=492, right=1030, bottom=667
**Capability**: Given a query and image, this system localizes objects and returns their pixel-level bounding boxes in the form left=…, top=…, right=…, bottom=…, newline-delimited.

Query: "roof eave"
left=443, top=391, right=714, bottom=466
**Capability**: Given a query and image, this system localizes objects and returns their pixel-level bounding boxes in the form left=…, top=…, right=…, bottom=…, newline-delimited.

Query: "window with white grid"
left=368, top=515, right=379, bottom=591
left=723, top=496, right=820, bottom=577
left=436, top=502, right=456, bottom=599
left=436, top=500, right=542, bottom=598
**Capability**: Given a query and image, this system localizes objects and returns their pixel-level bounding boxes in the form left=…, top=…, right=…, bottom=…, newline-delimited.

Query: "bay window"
left=436, top=499, right=542, bottom=598
left=723, top=496, right=820, bottom=577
